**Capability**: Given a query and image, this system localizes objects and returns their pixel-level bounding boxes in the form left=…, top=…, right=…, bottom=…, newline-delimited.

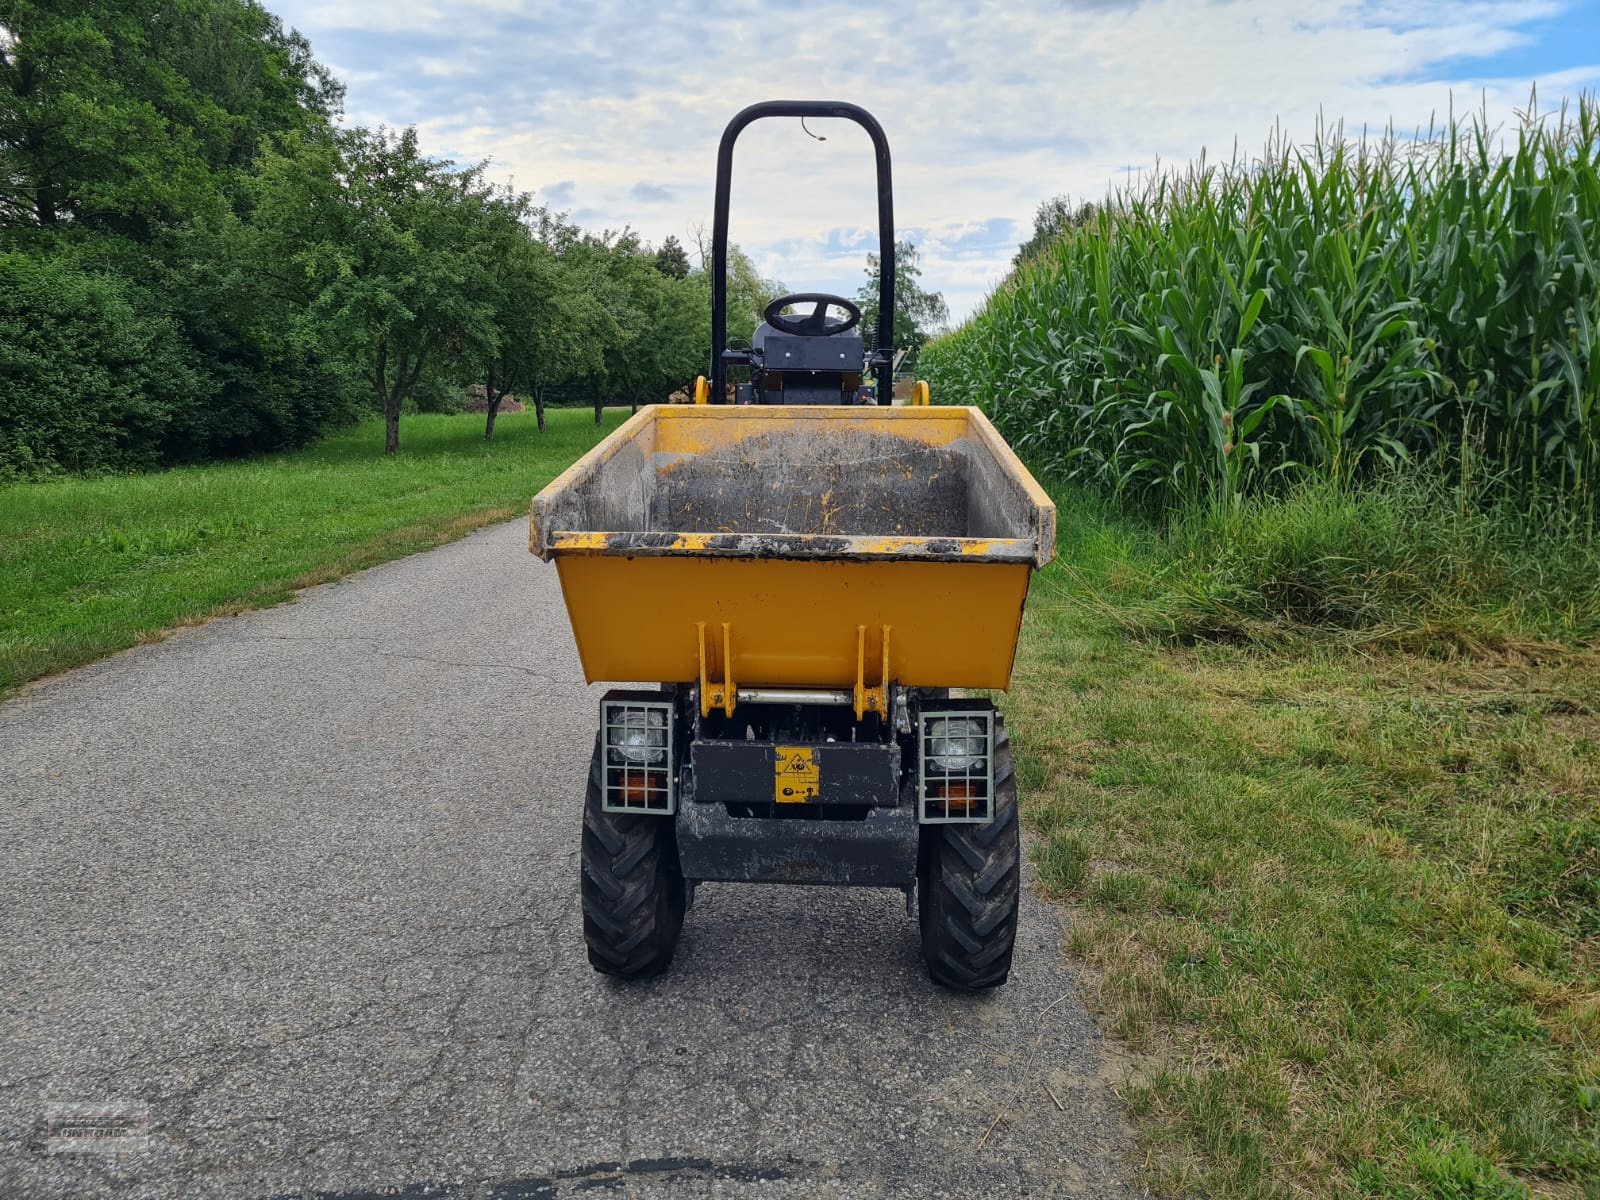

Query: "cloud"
left=540, top=180, right=577, bottom=207
left=630, top=181, right=676, bottom=203
left=272, top=0, right=1600, bottom=321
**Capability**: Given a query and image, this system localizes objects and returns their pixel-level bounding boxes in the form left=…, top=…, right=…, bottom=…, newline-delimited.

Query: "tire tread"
left=917, top=716, right=1021, bottom=990
left=580, top=737, right=685, bottom=978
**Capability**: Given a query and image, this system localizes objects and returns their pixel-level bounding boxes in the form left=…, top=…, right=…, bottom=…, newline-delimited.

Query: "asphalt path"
left=0, top=519, right=1138, bottom=1199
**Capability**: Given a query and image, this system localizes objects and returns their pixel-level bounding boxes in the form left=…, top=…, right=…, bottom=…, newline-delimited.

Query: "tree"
left=722, top=244, right=785, bottom=347
left=472, top=189, right=547, bottom=440
left=527, top=273, right=612, bottom=430
left=254, top=126, right=497, bottom=454
left=595, top=234, right=658, bottom=419
left=157, top=202, right=362, bottom=459
left=0, top=0, right=340, bottom=237
left=0, top=0, right=361, bottom=473
left=653, top=234, right=689, bottom=280
left=606, top=265, right=704, bottom=414
left=1012, top=195, right=1097, bottom=268
left=473, top=198, right=619, bottom=438
left=856, top=239, right=948, bottom=357
left=553, top=229, right=708, bottom=421
left=0, top=1, right=788, bottom=473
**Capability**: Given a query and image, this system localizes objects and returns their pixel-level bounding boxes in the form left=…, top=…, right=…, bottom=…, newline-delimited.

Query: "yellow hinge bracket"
left=697, top=620, right=736, bottom=717
left=853, top=624, right=892, bottom=721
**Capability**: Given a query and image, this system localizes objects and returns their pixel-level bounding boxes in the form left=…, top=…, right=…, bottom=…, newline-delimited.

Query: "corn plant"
left=924, top=95, right=1600, bottom=515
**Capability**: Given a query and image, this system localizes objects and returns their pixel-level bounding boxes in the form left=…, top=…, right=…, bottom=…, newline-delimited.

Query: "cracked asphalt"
left=0, top=519, right=1138, bottom=1199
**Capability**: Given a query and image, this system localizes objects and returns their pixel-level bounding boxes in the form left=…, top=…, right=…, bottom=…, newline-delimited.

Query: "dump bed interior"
left=530, top=406, right=1054, bottom=566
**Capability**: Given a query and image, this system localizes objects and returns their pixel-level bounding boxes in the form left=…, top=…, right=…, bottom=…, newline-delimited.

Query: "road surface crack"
left=225, top=634, right=573, bottom=684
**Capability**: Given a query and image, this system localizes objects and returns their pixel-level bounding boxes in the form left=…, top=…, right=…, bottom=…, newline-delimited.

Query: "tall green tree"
left=612, top=268, right=705, bottom=413
left=471, top=190, right=545, bottom=440
left=0, top=0, right=764, bottom=473
left=254, top=126, right=497, bottom=454
left=472, top=197, right=616, bottom=438
left=0, top=0, right=339, bottom=237
left=595, top=235, right=705, bottom=414
left=550, top=230, right=706, bottom=420
left=522, top=218, right=616, bottom=430
left=856, top=239, right=948, bottom=358
left=653, top=234, right=689, bottom=280
left=0, top=0, right=359, bottom=475
left=1011, top=195, right=1097, bottom=268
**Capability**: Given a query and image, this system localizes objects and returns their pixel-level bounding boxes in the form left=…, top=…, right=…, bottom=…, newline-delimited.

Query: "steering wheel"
left=763, top=293, right=862, bottom=337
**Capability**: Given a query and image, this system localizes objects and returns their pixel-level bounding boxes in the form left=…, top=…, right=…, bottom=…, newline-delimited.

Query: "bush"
left=0, top=247, right=365, bottom=477
left=405, top=369, right=468, bottom=414
left=161, top=317, right=365, bottom=462
left=0, top=251, right=200, bottom=476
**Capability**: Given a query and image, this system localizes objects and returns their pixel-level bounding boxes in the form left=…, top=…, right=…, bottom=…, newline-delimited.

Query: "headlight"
left=926, top=717, right=987, bottom=772
left=607, top=707, right=667, bottom=766
left=599, top=693, right=675, bottom=814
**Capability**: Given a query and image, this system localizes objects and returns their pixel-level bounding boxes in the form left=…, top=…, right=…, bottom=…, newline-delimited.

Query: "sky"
left=271, top=0, right=1600, bottom=324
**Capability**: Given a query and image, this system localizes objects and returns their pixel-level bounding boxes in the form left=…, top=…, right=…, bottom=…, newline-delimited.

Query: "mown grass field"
left=1006, top=490, right=1599, bottom=1200
left=0, top=408, right=624, bottom=697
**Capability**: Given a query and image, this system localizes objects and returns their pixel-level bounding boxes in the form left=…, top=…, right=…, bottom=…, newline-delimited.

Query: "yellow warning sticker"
left=774, top=745, right=820, bottom=803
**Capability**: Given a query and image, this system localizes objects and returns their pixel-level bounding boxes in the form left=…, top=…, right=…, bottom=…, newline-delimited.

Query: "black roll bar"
left=710, top=100, right=895, bottom=402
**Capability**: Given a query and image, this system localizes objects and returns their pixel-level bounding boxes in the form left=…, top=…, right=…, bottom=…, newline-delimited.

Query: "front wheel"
left=917, top=716, right=1021, bottom=989
left=580, top=737, right=686, bottom=979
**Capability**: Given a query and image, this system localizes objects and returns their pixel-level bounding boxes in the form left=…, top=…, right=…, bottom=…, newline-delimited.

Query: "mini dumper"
left=529, top=101, right=1055, bottom=989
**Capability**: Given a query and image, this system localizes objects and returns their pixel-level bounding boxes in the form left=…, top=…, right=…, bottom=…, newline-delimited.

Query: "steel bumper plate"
left=676, top=740, right=916, bottom=887
left=689, top=739, right=900, bottom=807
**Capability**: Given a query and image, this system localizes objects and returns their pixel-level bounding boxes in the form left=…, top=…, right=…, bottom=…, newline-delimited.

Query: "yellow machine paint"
left=530, top=404, right=1055, bottom=702
left=553, top=552, right=1033, bottom=691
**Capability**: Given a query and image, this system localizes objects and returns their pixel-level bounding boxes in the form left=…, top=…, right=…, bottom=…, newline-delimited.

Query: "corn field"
left=923, top=96, right=1600, bottom=513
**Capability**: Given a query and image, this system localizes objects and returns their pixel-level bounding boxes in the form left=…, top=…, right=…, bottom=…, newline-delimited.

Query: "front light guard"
left=918, top=702, right=994, bottom=824
left=599, top=691, right=675, bottom=814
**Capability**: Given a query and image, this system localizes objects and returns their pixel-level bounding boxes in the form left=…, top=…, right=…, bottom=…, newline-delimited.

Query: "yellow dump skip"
left=530, top=405, right=1055, bottom=691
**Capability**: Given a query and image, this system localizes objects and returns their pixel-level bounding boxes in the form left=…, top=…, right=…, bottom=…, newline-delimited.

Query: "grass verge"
left=1008, top=487, right=1600, bottom=1198
left=1134, top=476, right=1600, bottom=656
left=0, top=408, right=624, bottom=698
